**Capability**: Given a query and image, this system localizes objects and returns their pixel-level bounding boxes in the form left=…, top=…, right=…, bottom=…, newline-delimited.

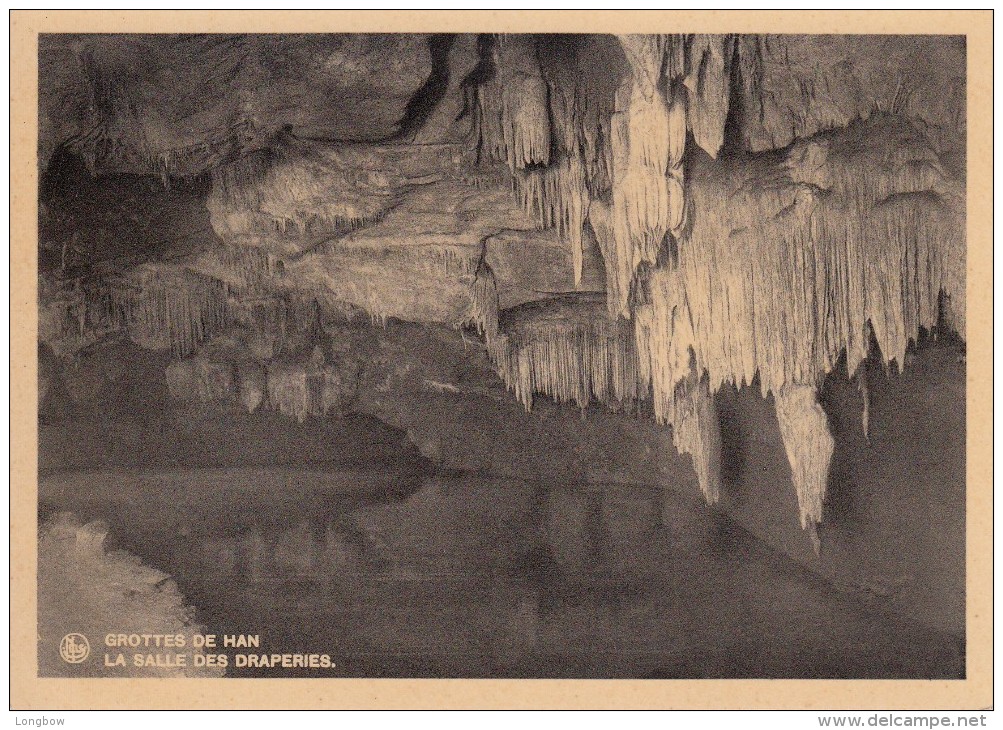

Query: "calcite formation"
left=489, top=294, right=642, bottom=412
left=38, top=33, right=966, bottom=550
left=465, top=37, right=964, bottom=546
left=266, top=346, right=353, bottom=423
left=42, top=267, right=229, bottom=358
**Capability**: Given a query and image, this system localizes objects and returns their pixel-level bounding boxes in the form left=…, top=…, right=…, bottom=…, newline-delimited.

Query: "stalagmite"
left=265, top=346, right=351, bottom=422
left=266, top=361, right=311, bottom=422
left=238, top=361, right=266, bottom=413
left=774, top=385, right=833, bottom=553
left=165, top=356, right=234, bottom=403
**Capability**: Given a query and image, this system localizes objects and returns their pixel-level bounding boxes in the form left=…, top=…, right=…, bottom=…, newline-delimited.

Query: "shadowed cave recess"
left=38, top=32, right=966, bottom=679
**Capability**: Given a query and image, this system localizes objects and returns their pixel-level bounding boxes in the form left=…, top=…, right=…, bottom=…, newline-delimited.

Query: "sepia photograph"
left=10, top=9, right=993, bottom=713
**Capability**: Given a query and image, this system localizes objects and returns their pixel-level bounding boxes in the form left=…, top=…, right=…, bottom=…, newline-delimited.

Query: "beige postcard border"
left=9, top=9, right=993, bottom=711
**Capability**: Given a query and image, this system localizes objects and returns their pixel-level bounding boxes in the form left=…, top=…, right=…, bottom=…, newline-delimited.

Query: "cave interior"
left=37, top=32, right=966, bottom=679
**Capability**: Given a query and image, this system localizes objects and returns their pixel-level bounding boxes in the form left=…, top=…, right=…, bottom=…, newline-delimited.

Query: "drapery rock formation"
left=39, top=32, right=965, bottom=556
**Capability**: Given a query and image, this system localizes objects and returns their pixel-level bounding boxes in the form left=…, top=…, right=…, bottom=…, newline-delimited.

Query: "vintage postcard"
left=9, top=10, right=993, bottom=711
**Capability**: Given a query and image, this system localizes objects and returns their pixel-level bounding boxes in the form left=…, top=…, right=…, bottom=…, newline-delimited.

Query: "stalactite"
left=544, top=73, right=578, bottom=158
left=630, top=117, right=962, bottom=542
left=683, top=35, right=734, bottom=159
left=611, top=77, right=673, bottom=272
left=102, top=269, right=229, bottom=358
left=667, top=91, right=687, bottom=170
left=475, top=34, right=627, bottom=296
left=467, top=261, right=500, bottom=342
left=512, top=156, right=589, bottom=285
left=502, top=74, right=551, bottom=171
left=475, top=35, right=551, bottom=173
left=520, top=34, right=736, bottom=319
left=487, top=295, right=641, bottom=412
left=476, top=83, right=508, bottom=166
left=585, top=35, right=691, bottom=318
left=472, top=34, right=619, bottom=289
left=633, top=282, right=700, bottom=427
left=538, top=53, right=615, bottom=198
left=774, top=385, right=833, bottom=553
left=669, top=374, right=723, bottom=505
left=588, top=199, right=631, bottom=320
left=616, top=35, right=670, bottom=94
left=311, top=37, right=972, bottom=552
left=467, top=54, right=963, bottom=543
left=637, top=118, right=962, bottom=404
left=633, top=277, right=724, bottom=504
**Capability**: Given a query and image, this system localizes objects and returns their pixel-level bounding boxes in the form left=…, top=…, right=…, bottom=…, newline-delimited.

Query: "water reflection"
left=39, top=469, right=963, bottom=678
